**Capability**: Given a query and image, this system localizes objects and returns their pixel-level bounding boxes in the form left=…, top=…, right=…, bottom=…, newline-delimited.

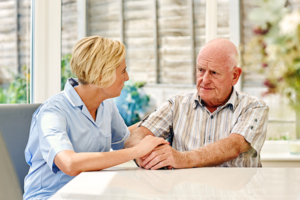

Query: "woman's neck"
left=74, top=84, right=106, bottom=120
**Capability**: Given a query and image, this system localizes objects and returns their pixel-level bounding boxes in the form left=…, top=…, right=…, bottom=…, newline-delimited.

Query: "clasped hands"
left=137, top=138, right=184, bottom=170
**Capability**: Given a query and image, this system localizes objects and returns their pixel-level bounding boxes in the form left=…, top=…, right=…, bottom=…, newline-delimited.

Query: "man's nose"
left=202, top=71, right=211, bottom=84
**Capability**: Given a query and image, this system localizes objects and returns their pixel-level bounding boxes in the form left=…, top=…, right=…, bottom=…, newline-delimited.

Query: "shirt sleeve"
left=141, top=99, right=174, bottom=137
left=37, top=103, right=74, bottom=174
left=110, top=100, right=130, bottom=150
left=231, top=103, right=269, bottom=156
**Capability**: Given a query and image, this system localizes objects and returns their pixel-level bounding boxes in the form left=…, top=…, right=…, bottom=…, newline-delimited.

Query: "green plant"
left=269, top=135, right=291, bottom=140
left=243, top=0, right=300, bottom=139
left=0, top=66, right=30, bottom=103
left=61, top=54, right=76, bottom=90
left=114, top=81, right=150, bottom=126
left=0, top=54, right=75, bottom=104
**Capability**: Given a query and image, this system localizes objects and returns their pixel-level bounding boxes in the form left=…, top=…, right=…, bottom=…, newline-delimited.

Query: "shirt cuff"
left=47, top=141, right=74, bottom=173
left=230, top=129, right=259, bottom=157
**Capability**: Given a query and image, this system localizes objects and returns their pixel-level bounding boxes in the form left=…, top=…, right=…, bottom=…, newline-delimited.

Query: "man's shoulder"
left=236, top=90, right=268, bottom=108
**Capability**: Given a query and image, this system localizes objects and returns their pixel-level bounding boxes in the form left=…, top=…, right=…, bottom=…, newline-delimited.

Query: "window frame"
left=30, top=0, right=62, bottom=103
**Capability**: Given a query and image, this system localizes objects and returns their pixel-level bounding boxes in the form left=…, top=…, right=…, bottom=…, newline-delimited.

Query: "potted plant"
left=114, top=81, right=150, bottom=126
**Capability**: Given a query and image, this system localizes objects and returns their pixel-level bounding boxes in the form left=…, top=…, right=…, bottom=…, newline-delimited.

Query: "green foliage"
left=269, top=135, right=291, bottom=140
left=114, top=81, right=150, bottom=126
left=61, top=54, right=76, bottom=90
left=0, top=66, right=29, bottom=104
left=243, top=0, right=300, bottom=111
left=0, top=54, right=75, bottom=104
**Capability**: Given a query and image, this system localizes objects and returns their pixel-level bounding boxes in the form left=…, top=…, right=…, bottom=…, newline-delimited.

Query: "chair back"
left=0, top=103, right=40, bottom=193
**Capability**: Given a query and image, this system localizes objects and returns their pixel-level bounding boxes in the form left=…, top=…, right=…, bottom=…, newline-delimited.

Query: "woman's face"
left=102, top=59, right=129, bottom=98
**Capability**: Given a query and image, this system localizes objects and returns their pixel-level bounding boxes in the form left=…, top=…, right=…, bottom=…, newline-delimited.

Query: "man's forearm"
left=184, top=133, right=251, bottom=168
left=124, top=126, right=155, bottom=148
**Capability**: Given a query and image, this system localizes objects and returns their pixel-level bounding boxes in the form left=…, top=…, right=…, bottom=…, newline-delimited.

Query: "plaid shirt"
left=141, top=88, right=269, bottom=167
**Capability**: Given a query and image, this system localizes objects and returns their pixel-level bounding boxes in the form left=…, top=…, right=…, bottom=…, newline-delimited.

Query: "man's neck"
left=205, top=105, right=218, bottom=113
left=201, top=87, right=234, bottom=113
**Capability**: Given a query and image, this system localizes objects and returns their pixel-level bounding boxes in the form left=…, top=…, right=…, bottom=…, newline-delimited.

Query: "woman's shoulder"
left=102, top=98, right=116, bottom=107
left=102, top=99, right=118, bottom=112
left=38, top=92, right=71, bottom=114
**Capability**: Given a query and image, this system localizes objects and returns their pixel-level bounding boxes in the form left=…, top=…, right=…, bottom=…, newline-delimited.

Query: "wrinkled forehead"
left=197, top=39, right=238, bottom=69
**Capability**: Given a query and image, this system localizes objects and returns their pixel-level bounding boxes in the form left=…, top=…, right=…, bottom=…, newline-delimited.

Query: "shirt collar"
left=193, top=92, right=201, bottom=109
left=193, top=87, right=238, bottom=111
left=63, top=78, right=84, bottom=107
left=222, top=87, right=237, bottom=111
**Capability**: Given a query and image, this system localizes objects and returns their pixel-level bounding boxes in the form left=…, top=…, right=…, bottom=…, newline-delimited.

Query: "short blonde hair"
left=70, top=35, right=126, bottom=88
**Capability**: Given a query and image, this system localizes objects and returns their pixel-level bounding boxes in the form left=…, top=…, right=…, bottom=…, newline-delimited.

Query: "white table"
left=50, top=161, right=300, bottom=200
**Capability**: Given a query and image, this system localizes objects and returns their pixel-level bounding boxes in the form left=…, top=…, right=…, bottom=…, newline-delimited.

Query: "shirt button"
left=209, top=136, right=211, bottom=140
left=250, top=126, right=253, bottom=129
left=254, top=119, right=257, bottom=122
left=211, top=116, right=213, bottom=119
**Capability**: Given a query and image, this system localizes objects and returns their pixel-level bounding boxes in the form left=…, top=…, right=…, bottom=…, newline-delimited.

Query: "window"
left=61, top=0, right=77, bottom=90
left=0, top=0, right=31, bottom=104
left=60, top=0, right=233, bottom=86
left=241, top=0, right=299, bottom=140
left=31, top=0, right=61, bottom=103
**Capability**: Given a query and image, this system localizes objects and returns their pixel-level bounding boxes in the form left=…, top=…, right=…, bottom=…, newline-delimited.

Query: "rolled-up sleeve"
left=110, top=100, right=130, bottom=150
left=141, top=99, right=174, bottom=137
left=231, top=104, right=269, bottom=156
left=37, top=104, right=74, bottom=173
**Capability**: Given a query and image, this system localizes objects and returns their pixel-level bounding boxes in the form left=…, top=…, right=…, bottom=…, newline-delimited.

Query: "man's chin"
left=199, top=92, right=213, bottom=101
left=199, top=90, right=213, bottom=96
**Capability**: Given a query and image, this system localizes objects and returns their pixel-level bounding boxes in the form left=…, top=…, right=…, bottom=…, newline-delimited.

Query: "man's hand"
left=135, top=157, right=144, bottom=168
left=142, top=144, right=184, bottom=170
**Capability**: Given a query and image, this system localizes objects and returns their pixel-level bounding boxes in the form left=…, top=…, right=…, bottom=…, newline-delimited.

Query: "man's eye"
left=212, top=71, right=217, bottom=75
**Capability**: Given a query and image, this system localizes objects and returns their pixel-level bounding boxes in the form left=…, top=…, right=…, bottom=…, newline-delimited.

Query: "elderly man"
left=124, top=38, right=269, bottom=169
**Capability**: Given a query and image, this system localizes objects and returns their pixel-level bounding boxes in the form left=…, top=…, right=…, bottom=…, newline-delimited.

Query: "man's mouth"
left=201, top=87, right=214, bottom=90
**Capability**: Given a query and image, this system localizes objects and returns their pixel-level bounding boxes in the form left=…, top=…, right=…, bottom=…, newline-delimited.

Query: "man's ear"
left=232, top=67, right=242, bottom=86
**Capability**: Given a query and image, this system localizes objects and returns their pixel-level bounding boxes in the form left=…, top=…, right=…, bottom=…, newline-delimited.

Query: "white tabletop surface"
left=50, top=161, right=300, bottom=200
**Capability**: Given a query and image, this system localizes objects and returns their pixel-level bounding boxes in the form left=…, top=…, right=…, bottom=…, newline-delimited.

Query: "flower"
left=265, top=44, right=279, bottom=61
left=243, top=1, right=300, bottom=112
left=279, top=10, right=300, bottom=35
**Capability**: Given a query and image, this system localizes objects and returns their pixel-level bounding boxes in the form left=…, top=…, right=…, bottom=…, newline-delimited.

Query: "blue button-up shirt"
left=24, top=78, right=130, bottom=200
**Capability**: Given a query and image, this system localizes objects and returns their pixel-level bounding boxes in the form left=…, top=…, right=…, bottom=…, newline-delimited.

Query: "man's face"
left=196, top=50, right=238, bottom=107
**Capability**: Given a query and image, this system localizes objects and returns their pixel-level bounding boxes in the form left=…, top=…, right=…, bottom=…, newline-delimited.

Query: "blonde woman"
left=23, top=36, right=167, bottom=200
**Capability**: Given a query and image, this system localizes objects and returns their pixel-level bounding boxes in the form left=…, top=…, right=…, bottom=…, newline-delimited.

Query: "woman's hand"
left=134, top=135, right=168, bottom=158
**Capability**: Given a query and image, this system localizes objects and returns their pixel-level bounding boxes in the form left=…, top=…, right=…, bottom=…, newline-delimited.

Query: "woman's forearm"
left=54, top=135, right=167, bottom=176
left=54, top=148, right=138, bottom=176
